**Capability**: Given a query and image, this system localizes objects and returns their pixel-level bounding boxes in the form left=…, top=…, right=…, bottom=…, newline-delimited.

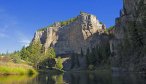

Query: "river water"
left=0, top=72, right=146, bottom=84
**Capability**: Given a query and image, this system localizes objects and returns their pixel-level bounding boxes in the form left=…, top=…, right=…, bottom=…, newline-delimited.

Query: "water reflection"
left=63, top=72, right=112, bottom=84
left=0, top=72, right=146, bottom=84
left=0, top=75, right=36, bottom=84
left=36, top=73, right=66, bottom=84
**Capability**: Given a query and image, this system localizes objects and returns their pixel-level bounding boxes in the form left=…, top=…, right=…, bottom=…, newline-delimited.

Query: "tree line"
left=10, top=40, right=63, bottom=70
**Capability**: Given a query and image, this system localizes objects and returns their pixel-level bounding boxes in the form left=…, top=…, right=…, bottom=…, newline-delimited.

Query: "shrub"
left=88, top=65, right=94, bottom=70
left=55, top=57, right=63, bottom=70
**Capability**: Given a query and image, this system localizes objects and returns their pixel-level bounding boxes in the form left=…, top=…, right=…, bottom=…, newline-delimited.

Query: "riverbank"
left=0, top=62, right=37, bottom=75
left=38, top=67, right=64, bottom=75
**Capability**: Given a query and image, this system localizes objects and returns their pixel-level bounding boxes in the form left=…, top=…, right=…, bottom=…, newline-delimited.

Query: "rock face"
left=32, top=12, right=107, bottom=56
left=111, top=0, right=146, bottom=72
left=31, top=0, right=146, bottom=72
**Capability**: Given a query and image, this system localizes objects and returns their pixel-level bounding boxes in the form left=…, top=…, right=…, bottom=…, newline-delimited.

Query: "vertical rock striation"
left=32, top=12, right=108, bottom=56
left=31, top=0, right=146, bottom=72
left=111, top=0, right=146, bottom=72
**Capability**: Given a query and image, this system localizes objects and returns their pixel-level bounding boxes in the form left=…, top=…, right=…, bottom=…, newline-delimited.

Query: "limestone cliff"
left=111, top=0, right=146, bottom=72
left=32, top=12, right=108, bottom=56
left=31, top=0, right=146, bottom=72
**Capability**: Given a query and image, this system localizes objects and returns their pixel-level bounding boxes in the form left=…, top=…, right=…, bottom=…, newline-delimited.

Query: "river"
left=0, top=71, right=146, bottom=84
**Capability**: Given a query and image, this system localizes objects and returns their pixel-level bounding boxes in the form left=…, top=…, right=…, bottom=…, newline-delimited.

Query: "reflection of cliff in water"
left=63, top=72, right=112, bottom=84
left=63, top=72, right=146, bottom=84
left=1, top=72, right=146, bottom=84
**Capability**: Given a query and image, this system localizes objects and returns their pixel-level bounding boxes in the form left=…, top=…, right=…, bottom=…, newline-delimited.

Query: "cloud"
left=0, top=8, right=30, bottom=46
left=16, top=31, right=31, bottom=47
left=0, top=32, right=8, bottom=38
left=0, top=8, right=32, bottom=53
left=19, top=39, right=30, bottom=47
left=0, top=9, right=18, bottom=39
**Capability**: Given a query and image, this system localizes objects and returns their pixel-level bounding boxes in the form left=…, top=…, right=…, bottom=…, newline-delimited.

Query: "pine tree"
left=45, top=48, right=56, bottom=59
left=89, top=48, right=96, bottom=65
left=71, top=54, right=75, bottom=69
left=10, top=51, right=21, bottom=63
left=86, top=48, right=90, bottom=65
left=29, top=40, right=42, bottom=68
left=76, top=54, right=80, bottom=67
left=80, top=48, right=84, bottom=57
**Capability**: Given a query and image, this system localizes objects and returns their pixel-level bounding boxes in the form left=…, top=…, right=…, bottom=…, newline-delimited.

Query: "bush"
left=88, top=65, right=94, bottom=70
left=55, top=57, right=63, bottom=70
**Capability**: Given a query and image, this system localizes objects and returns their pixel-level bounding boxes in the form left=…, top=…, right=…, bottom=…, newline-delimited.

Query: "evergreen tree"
left=80, top=48, right=84, bottom=57
left=89, top=48, right=96, bottom=65
left=10, top=51, right=21, bottom=63
left=85, top=48, right=90, bottom=65
left=45, top=48, right=56, bottom=59
left=28, top=40, right=42, bottom=68
left=71, top=54, right=75, bottom=69
left=128, top=21, right=144, bottom=48
left=76, top=54, right=80, bottom=67
left=20, top=46, right=30, bottom=61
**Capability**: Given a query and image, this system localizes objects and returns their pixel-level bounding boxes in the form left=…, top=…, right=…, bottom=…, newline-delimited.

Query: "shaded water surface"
left=0, top=72, right=146, bottom=84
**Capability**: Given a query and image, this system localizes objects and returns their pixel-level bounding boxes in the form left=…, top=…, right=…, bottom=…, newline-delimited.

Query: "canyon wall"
left=32, top=12, right=108, bottom=56
left=111, top=0, right=146, bottom=72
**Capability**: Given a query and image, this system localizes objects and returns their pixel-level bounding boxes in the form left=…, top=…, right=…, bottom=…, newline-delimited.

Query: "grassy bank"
left=0, top=62, right=37, bottom=75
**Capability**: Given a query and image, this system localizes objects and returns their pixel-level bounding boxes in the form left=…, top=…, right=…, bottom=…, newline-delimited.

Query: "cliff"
left=111, top=0, right=146, bottom=72
left=32, top=12, right=108, bottom=56
left=30, top=0, right=146, bottom=72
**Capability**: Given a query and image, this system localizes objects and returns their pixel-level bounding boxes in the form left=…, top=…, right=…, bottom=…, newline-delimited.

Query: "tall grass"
left=0, top=62, right=37, bottom=75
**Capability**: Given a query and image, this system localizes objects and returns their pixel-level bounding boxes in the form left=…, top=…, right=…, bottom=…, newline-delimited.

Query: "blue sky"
left=0, top=0, right=123, bottom=53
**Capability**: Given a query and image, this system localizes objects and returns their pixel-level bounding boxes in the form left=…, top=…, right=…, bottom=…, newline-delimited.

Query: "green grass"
left=0, top=63, right=37, bottom=75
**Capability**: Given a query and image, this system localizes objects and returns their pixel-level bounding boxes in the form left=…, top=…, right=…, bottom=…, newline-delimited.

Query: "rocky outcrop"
left=31, top=12, right=110, bottom=70
left=32, top=12, right=107, bottom=56
left=31, top=0, right=146, bottom=72
left=111, top=0, right=146, bottom=72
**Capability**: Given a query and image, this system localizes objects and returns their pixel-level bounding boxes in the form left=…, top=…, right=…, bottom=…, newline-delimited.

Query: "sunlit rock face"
left=32, top=12, right=108, bottom=56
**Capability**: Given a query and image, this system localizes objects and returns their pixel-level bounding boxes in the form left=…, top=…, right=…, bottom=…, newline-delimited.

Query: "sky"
left=0, top=0, right=123, bottom=53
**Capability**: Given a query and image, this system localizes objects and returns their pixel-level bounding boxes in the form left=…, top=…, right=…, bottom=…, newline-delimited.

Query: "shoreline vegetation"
left=38, top=68, right=65, bottom=74
left=0, top=41, right=64, bottom=76
left=0, top=62, right=37, bottom=75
